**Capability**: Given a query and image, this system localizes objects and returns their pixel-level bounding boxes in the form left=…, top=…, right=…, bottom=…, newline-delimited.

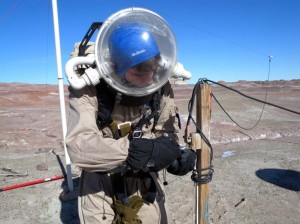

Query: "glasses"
left=132, top=55, right=160, bottom=72
left=123, top=55, right=161, bottom=87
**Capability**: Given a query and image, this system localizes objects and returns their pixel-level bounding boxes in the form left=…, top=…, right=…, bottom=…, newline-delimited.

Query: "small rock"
left=36, top=163, right=48, bottom=171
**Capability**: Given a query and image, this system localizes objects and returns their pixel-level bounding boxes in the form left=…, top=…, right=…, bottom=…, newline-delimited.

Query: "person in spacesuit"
left=65, top=8, right=195, bottom=224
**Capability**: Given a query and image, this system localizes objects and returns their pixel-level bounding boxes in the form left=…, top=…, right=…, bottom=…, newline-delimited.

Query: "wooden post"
left=192, top=83, right=211, bottom=224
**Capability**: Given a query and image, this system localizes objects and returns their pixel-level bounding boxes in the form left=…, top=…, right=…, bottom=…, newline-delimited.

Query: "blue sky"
left=0, top=0, right=299, bottom=85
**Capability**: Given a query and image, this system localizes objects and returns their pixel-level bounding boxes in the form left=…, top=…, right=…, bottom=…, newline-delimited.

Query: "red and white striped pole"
left=0, top=175, right=63, bottom=192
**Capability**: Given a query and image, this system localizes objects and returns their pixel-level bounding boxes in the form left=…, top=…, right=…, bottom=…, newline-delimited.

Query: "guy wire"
left=210, top=56, right=273, bottom=130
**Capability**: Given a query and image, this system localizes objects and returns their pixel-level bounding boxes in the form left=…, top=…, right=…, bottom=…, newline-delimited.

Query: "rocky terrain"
left=0, top=80, right=299, bottom=223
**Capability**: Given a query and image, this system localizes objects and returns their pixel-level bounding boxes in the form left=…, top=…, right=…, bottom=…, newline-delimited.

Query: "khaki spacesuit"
left=66, top=78, right=179, bottom=223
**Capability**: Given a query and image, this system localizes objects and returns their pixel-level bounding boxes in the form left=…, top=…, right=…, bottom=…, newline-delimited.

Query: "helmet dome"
left=108, top=23, right=160, bottom=75
left=95, top=7, right=177, bottom=97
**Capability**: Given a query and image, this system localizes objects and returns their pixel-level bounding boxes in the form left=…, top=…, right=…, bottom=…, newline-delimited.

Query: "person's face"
left=124, top=68, right=154, bottom=87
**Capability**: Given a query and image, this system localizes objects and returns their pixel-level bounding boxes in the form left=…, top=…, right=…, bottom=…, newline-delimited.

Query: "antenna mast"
left=51, top=0, right=74, bottom=192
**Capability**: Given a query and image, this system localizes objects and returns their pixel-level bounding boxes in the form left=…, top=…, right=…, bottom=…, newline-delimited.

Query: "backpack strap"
left=96, top=80, right=115, bottom=129
left=96, top=80, right=171, bottom=139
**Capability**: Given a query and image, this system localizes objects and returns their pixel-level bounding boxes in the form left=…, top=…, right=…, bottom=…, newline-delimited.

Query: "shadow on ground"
left=60, top=177, right=80, bottom=224
left=256, top=168, right=300, bottom=191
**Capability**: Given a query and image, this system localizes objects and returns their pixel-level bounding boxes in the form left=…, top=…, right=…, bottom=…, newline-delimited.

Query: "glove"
left=113, top=195, right=143, bottom=224
left=126, top=136, right=181, bottom=172
left=167, top=148, right=196, bottom=176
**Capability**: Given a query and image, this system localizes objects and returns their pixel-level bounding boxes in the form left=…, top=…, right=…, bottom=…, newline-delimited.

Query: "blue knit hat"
left=108, top=23, right=160, bottom=75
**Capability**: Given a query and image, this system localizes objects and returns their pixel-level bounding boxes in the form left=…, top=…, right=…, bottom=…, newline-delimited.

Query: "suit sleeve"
left=65, top=85, right=129, bottom=172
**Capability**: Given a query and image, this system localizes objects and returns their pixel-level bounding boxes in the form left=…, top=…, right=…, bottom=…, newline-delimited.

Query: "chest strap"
left=109, top=121, right=132, bottom=139
left=96, top=81, right=171, bottom=138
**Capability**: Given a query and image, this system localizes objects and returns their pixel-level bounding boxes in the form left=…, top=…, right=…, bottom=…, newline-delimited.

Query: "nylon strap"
left=109, top=121, right=132, bottom=139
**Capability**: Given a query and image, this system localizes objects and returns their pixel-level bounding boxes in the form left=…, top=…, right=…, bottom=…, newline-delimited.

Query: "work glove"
left=126, top=136, right=181, bottom=172
left=167, top=147, right=196, bottom=176
left=113, top=195, right=143, bottom=224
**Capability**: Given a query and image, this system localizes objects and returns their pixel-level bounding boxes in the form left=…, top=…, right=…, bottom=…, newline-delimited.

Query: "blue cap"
left=108, top=23, right=160, bottom=75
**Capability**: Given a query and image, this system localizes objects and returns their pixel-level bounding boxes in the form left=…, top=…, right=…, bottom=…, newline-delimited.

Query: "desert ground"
left=0, top=80, right=299, bottom=224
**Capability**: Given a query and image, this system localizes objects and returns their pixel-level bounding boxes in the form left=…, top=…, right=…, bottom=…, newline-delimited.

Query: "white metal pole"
left=51, top=0, right=73, bottom=192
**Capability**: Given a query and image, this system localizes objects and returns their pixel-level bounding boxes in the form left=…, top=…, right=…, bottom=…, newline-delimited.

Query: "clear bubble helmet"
left=95, top=7, right=177, bottom=97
